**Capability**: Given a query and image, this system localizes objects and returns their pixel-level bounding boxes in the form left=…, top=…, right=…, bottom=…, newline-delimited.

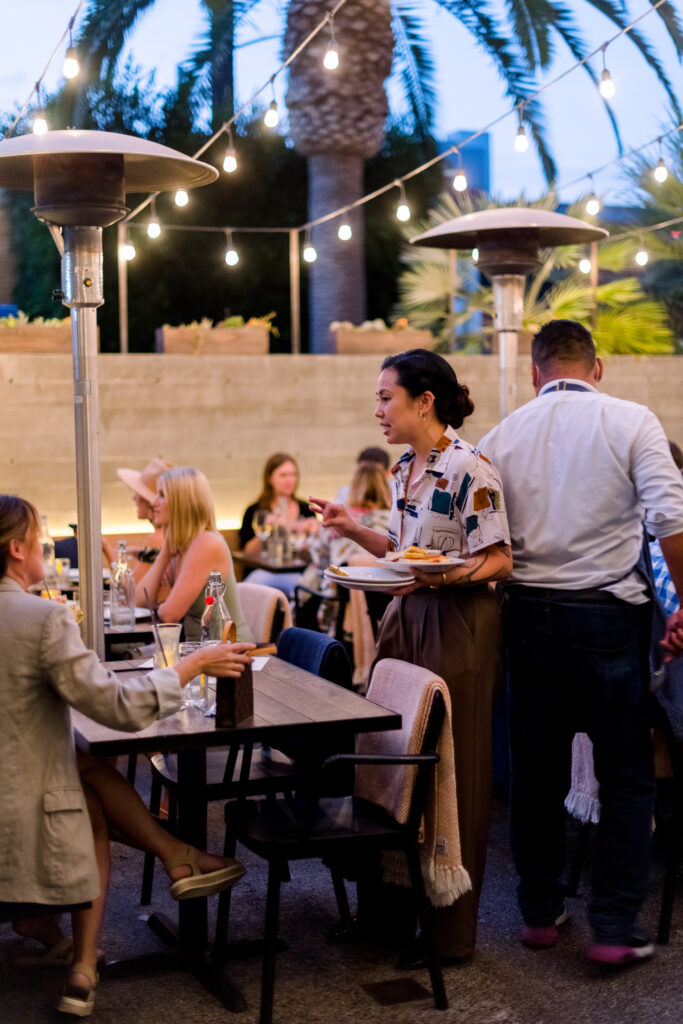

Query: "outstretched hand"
left=308, top=496, right=355, bottom=536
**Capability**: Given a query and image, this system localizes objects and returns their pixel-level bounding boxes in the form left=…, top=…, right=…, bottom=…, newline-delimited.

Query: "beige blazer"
left=0, top=577, right=182, bottom=906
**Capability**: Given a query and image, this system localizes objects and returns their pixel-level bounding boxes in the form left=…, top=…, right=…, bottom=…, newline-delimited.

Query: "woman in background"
left=136, top=466, right=252, bottom=642
left=239, top=452, right=316, bottom=597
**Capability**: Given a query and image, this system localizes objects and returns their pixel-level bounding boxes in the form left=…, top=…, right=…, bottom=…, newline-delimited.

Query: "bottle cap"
left=205, top=595, right=215, bottom=605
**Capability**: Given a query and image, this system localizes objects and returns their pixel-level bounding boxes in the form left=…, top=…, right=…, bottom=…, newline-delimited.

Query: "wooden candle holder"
left=215, top=662, right=254, bottom=727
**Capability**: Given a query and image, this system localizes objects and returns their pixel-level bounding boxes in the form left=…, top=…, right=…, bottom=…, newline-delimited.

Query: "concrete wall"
left=1, top=352, right=681, bottom=536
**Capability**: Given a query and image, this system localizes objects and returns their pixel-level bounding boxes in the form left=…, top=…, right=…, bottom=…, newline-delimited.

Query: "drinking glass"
left=252, top=509, right=272, bottom=554
left=179, top=641, right=204, bottom=708
left=153, top=623, right=182, bottom=669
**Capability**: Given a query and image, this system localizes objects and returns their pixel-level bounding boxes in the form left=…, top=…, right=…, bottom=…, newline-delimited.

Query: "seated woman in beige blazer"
left=0, top=495, right=254, bottom=1018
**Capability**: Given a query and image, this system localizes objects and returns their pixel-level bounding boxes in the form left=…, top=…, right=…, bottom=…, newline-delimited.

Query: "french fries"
left=386, top=545, right=451, bottom=563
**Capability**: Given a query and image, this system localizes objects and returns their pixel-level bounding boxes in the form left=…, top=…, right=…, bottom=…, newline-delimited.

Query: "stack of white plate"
left=323, top=565, right=414, bottom=592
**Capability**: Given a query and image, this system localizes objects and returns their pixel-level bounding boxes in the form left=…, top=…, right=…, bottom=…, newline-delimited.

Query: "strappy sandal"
left=164, top=844, right=246, bottom=901
left=12, top=935, right=73, bottom=968
left=57, top=961, right=98, bottom=1017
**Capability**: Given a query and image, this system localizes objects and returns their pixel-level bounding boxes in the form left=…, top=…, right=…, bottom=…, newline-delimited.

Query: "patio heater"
left=0, top=130, right=217, bottom=656
left=411, top=208, right=607, bottom=420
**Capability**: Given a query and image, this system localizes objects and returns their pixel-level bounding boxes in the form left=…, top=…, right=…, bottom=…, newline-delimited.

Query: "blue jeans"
left=505, top=590, right=655, bottom=942
left=245, top=569, right=301, bottom=599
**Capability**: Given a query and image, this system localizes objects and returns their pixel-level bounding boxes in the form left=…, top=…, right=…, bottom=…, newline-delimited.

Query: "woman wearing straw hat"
left=116, top=457, right=175, bottom=581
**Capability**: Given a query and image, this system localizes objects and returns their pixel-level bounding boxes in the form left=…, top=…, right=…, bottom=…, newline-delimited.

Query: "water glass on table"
left=153, top=622, right=182, bottom=669
left=179, top=641, right=205, bottom=708
left=252, top=509, right=272, bottom=554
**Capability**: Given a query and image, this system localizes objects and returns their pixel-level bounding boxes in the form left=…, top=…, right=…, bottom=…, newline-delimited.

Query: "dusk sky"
left=1, top=0, right=680, bottom=208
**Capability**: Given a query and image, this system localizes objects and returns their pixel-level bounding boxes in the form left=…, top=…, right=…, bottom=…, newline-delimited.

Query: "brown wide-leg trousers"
left=370, top=584, right=503, bottom=958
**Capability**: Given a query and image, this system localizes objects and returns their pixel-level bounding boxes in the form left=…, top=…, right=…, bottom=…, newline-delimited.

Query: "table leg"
left=176, top=746, right=208, bottom=948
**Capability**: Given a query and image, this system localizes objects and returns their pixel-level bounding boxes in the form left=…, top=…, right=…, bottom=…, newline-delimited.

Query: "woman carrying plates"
left=310, top=348, right=512, bottom=967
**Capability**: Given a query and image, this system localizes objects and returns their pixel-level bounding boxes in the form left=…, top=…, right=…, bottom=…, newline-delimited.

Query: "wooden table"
left=73, top=656, right=400, bottom=1012
left=232, top=549, right=308, bottom=574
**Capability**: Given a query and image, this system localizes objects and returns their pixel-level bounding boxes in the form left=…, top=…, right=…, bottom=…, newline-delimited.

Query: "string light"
left=579, top=257, right=592, bottom=274
left=264, top=79, right=279, bottom=129
left=323, top=14, right=339, bottom=71
left=223, top=128, right=237, bottom=173
left=514, top=107, right=528, bottom=153
left=121, top=231, right=136, bottom=262
left=224, top=230, right=239, bottom=266
left=147, top=199, right=161, bottom=239
left=32, top=85, right=47, bottom=135
left=585, top=177, right=601, bottom=216
left=653, top=139, right=668, bottom=183
left=174, top=190, right=189, bottom=207
left=598, top=45, right=615, bottom=100
left=452, top=151, right=468, bottom=192
left=635, top=247, right=649, bottom=266
left=338, top=223, right=352, bottom=241
left=395, top=180, right=411, bottom=222
left=303, top=231, right=317, bottom=263
left=471, top=248, right=479, bottom=263
left=62, top=18, right=79, bottom=79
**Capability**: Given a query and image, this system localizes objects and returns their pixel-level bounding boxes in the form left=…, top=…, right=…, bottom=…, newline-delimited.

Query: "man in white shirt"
left=479, top=319, right=683, bottom=966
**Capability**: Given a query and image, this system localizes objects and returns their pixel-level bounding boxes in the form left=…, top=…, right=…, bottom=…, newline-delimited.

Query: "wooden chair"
left=237, top=581, right=292, bottom=643
left=214, top=659, right=450, bottom=1024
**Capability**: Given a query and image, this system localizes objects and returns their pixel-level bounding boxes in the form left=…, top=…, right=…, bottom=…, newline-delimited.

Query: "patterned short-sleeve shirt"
left=387, top=426, right=510, bottom=556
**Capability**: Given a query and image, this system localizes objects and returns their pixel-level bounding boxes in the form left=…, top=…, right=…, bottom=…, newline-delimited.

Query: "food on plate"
left=385, top=546, right=451, bottom=563
left=326, top=563, right=350, bottom=577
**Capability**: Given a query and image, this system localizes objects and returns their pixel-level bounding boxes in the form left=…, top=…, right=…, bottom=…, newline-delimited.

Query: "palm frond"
left=391, top=3, right=438, bottom=137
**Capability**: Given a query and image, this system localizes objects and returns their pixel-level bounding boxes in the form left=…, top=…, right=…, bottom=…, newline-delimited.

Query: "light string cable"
left=605, top=213, right=683, bottom=243
left=125, top=0, right=350, bottom=224
left=298, top=0, right=675, bottom=233
left=4, top=0, right=87, bottom=139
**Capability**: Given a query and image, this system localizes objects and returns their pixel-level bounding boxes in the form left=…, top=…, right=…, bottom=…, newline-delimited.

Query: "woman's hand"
left=308, top=497, right=356, bottom=536
left=175, top=642, right=256, bottom=686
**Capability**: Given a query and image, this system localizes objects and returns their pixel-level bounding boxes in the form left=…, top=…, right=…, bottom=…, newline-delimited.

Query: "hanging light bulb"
left=32, top=84, right=47, bottom=135
left=514, top=107, right=528, bottom=153
left=303, top=231, right=317, bottom=263
left=224, top=230, right=239, bottom=267
left=223, top=128, right=237, bottom=173
left=338, top=223, right=352, bottom=241
left=598, top=46, right=615, bottom=100
left=264, top=100, right=279, bottom=129
left=395, top=180, right=410, bottom=222
left=585, top=178, right=600, bottom=216
left=63, top=47, right=80, bottom=80
left=452, top=158, right=468, bottom=192
left=635, top=248, right=649, bottom=267
left=472, top=248, right=479, bottom=263
left=653, top=157, right=668, bottom=183
left=579, top=257, right=592, bottom=274
left=323, top=14, right=339, bottom=70
left=264, top=79, right=279, bottom=128
left=62, top=19, right=80, bottom=79
left=121, top=231, right=136, bottom=261
left=174, top=189, right=189, bottom=207
left=586, top=194, right=600, bottom=216
left=32, top=106, right=48, bottom=135
left=147, top=199, right=161, bottom=239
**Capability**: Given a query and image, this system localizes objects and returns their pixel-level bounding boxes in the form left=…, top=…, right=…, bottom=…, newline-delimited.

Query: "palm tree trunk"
left=307, top=155, right=366, bottom=353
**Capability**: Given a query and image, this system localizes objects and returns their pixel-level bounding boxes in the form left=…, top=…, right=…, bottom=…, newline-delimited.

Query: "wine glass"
left=252, top=509, right=272, bottom=554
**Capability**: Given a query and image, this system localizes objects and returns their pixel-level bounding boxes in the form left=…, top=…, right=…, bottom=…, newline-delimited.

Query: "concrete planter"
left=0, top=323, right=74, bottom=353
left=155, top=325, right=269, bottom=354
left=329, top=328, right=432, bottom=354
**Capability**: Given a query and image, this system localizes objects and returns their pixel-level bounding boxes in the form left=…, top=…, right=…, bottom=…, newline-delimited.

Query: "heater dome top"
left=411, top=207, right=607, bottom=250
left=0, top=129, right=218, bottom=192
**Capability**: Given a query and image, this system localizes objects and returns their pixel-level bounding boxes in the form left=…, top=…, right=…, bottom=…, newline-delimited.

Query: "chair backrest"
left=355, top=659, right=448, bottom=822
left=277, top=627, right=353, bottom=690
left=236, top=581, right=293, bottom=644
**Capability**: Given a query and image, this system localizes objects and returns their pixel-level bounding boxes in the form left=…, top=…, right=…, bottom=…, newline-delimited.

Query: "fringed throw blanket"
left=355, top=658, right=471, bottom=907
left=565, top=732, right=601, bottom=824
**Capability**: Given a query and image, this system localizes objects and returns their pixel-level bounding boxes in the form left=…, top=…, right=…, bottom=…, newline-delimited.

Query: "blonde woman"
left=136, top=466, right=253, bottom=642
